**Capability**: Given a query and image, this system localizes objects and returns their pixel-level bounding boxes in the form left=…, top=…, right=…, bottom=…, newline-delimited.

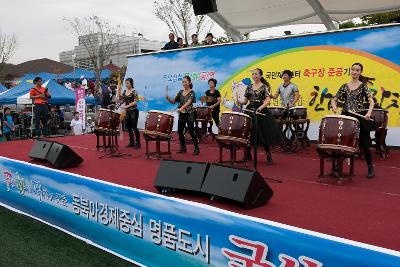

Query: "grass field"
left=0, top=206, right=138, bottom=267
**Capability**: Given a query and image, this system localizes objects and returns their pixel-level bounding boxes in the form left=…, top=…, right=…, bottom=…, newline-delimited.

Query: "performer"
left=30, top=76, right=51, bottom=137
left=271, top=70, right=300, bottom=107
left=204, top=78, right=221, bottom=134
left=120, top=78, right=141, bottom=148
left=331, top=62, right=375, bottom=178
left=238, top=68, right=282, bottom=164
left=166, top=75, right=200, bottom=155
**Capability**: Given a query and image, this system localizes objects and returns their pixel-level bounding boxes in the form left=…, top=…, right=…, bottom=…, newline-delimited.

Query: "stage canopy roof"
left=0, top=83, right=7, bottom=94
left=189, top=0, right=400, bottom=40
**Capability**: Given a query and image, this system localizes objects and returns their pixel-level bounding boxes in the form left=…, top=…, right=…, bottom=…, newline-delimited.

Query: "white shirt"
left=81, top=79, right=88, bottom=89
left=70, top=119, right=83, bottom=135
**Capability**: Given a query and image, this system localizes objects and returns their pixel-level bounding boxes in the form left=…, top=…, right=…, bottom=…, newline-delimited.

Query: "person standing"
left=162, top=33, right=179, bottom=50
left=203, top=33, right=217, bottom=46
left=204, top=78, right=221, bottom=135
left=331, top=62, right=376, bottom=178
left=177, top=37, right=187, bottom=48
left=120, top=78, right=141, bottom=148
left=2, top=107, right=15, bottom=141
left=190, top=34, right=201, bottom=47
left=166, top=76, right=200, bottom=155
left=271, top=70, right=300, bottom=108
left=70, top=112, right=83, bottom=136
left=48, top=105, right=60, bottom=135
left=238, top=68, right=282, bottom=164
left=30, top=76, right=51, bottom=137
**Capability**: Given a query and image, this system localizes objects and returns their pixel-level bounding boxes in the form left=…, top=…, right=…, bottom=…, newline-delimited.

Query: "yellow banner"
left=219, top=46, right=400, bottom=126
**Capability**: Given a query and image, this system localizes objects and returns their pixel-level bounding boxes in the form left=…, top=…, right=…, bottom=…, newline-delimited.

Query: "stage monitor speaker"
left=201, top=165, right=273, bottom=209
left=45, top=142, right=83, bottom=169
left=192, top=0, right=218, bottom=16
left=29, top=140, right=53, bottom=161
left=154, top=159, right=210, bottom=193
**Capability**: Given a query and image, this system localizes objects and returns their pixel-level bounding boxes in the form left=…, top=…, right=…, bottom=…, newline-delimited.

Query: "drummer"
left=204, top=78, right=221, bottom=133
left=331, top=62, right=375, bottom=178
left=237, top=68, right=282, bottom=164
left=271, top=70, right=300, bottom=108
left=166, top=75, right=200, bottom=155
left=120, top=78, right=141, bottom=148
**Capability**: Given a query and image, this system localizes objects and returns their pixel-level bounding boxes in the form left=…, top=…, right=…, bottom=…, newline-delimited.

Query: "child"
left=70, top=112, right=83, bottom=136
left=2, top=107, right=15, bottom=141
left=48, top=106, right=60, bottom=135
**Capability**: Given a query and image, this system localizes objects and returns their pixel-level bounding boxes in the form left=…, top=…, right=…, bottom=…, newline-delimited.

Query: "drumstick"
left=347, top=110, right=374, bottom=121
left=242, top=108, right=266, bottom=116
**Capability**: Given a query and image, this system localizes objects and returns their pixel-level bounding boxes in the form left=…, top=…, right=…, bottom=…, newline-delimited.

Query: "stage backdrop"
left=125, top=24, right=400, bottom=146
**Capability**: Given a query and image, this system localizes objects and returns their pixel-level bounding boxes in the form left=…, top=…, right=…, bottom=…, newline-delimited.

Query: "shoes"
left=193, top=146, right=200, bottom=155
left=133, top=143, right=141, bottom=149
left=126, top=142, right=135, bottom=148
left=367, top=165, right=375, bottom=178
left=177, top=145, right=187, bottom=153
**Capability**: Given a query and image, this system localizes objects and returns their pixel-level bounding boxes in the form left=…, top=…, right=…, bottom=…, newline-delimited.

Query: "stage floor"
left=1, top=133, right=399, bottom=251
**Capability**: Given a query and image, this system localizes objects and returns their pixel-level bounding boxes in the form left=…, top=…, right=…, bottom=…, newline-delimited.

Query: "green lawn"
left=0, top=206, right=138, bottom=267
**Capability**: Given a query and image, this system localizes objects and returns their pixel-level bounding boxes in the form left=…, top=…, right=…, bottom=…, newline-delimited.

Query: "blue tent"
left=60, top=68, right=112, bottom=81
left=0, top=83, right=7, bottom=93
left=0, top=82, right=34, bottom=104
left=0, top=80, right=98, bottom=105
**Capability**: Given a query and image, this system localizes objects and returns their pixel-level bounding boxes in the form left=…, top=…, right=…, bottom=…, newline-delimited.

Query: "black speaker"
left=29, top=140, right=53, bottom=161
left=201, top=165, right=273, bottom=209
left=192, top=0, right=218, bottom=16
left=45, top=142, right=83, bottom=169
left=154, top=159, right=210, bottom=192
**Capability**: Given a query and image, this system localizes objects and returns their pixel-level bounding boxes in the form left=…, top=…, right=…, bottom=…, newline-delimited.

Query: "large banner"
left=125, top=24, right=400, bottom=145
left=1, top=157, right=400, bottom=266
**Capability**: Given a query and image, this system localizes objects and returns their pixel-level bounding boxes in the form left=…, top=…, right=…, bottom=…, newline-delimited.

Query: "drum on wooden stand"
left=217, top=112, right=252, bottom=145
left=95, top=109, right=121, bottom=131
left=318, top=115, right=360, bottom=155
left=144, top=110, right=174, bottom=138
left=195, top=106, right=212, bottom=122
left=268, top=106, right=287, bottom=121
left=289, top=106, right=307, bottom=120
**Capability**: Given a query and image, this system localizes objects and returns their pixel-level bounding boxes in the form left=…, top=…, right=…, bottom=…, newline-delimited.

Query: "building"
left=59, top=33, right=164, bottom=69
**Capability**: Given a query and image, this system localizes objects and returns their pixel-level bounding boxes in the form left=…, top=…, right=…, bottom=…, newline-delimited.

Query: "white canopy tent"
left=187, top=0, right=400, bottom=40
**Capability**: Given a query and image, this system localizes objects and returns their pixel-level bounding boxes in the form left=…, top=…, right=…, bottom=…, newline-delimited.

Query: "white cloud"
left=333, top=28, right=400, bottom=52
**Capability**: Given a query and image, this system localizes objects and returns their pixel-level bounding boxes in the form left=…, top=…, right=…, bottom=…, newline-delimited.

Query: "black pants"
left=208, top=108, right=220, bottom=134
left=4, top=132, right=12, bottom=141
left=125, top=109, right=140, bottom=144
left=359, top=130, right=373, bottom=166
left=50, top=127, right=58, bottom=135
left=34, top=104, right=49, bottom=137
left=178, top=113, right=198, bottom=146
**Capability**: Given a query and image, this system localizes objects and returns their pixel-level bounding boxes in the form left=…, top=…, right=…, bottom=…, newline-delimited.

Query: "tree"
left=64, top=15, right=118, bottom=93
left=339, top=10, right=400, bottom=29
left=153, top=0, right=214, bottom=44
left=0, top=30, right=18, bottom=83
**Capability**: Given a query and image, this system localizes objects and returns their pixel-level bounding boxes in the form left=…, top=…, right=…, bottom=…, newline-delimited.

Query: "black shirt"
left=335, top=83, right=372, bottom=113
left=174, top=90, right=196, bottom=114
left=163, top=41, right=179, bottom=50
left=205, top=89, right=221, bottom=111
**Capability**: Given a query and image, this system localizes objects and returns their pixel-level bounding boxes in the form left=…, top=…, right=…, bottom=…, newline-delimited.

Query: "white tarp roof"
left=191, top=0, right=400, bottom=40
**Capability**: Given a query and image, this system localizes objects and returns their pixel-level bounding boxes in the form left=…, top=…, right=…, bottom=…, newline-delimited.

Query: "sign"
left=125, top=24, right=400, bottom=146
left=1, top=157, right=399, bottom=266
left=75, top=87, right=86, bottom=129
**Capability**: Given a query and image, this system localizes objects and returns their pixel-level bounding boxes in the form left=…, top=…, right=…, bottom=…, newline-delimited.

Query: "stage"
left=1, top=132, right=399, bottom=253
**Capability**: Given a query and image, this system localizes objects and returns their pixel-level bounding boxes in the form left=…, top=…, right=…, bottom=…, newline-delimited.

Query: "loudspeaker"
left=45, top=142, right=83, bottom=169
left=201, top=164, right=273, bottom=209
left=29, top=140, right=83, bottom=169
left=29, top=140, right=53, bottom=161
left=154, top=159, right=210, bottom=192
left=192, top=0, right=218, bottom=16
